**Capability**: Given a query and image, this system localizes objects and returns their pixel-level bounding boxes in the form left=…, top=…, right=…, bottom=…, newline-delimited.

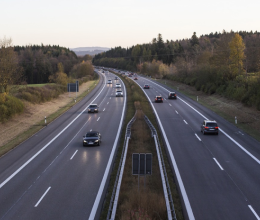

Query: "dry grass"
left=116, top=103, right=167, bottom=220
left=0, top=80, right=97, bottom=155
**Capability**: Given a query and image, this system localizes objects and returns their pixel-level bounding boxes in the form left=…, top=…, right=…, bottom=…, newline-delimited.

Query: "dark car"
left=155, top=96, right=163, bottom=103
left=168, top=92, right=177, bottom=99
left=83, top=131, right=102, bottom=146
left=144, top=84, right=150, bottom=89
left=201, top=120, right=219, bottom=135
left=134, top=77, right=138, bottom=80
left=115, top=76, right=118, bottom=80
left=88, top=104, right=99, bottom=113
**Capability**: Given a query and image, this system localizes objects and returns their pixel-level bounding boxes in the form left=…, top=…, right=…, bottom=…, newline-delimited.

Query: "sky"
left=1, top=0, right=260, bottom=49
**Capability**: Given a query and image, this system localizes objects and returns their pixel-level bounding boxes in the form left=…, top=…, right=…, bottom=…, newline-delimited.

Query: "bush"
left=0, top=95, right=24, bottom=122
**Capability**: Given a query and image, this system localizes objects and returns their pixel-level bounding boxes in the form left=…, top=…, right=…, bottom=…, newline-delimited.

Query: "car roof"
left=204, top=120, right=217, bottom=123
left=169, top=92, right=176, bottom=94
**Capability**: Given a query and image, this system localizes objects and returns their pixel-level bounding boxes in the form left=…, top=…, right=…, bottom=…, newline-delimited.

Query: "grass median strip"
left=100, top=74, right=184, bottom=220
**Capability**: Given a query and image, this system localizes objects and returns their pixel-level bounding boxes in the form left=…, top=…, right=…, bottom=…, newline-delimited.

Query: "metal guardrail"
left=144, top=115, right=177, bottom=220
left=106, top=112, right=136, bottom=220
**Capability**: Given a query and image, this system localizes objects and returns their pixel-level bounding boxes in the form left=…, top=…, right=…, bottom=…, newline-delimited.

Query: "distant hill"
left=71, top=47, right=110, bottom=56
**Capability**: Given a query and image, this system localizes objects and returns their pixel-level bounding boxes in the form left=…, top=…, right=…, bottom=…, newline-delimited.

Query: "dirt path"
left=0, top=81, right=94, bottom=147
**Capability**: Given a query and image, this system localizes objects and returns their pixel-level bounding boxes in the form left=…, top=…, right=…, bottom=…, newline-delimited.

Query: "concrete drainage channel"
left=106, top=113, right=177, bottom=220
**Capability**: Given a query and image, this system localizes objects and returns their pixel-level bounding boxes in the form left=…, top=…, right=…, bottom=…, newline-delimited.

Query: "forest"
left=93, top=30, right=260, bottom=110
left=0, top=39, right=94, bottom=122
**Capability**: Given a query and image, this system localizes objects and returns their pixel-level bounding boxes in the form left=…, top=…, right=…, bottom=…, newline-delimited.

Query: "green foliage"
left=0, top=95, right=24, bottom=122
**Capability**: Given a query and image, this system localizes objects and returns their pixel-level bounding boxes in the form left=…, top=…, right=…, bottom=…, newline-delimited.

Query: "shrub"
left=0, top=95, right=24, bottom=122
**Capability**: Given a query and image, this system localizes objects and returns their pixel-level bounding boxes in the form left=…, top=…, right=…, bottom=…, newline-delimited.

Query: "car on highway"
left=88, top=104, right=99, bottom=113
left=83, top=131, right=102, bottom=146
left=115, top=83, right=121, bottom=88
left=155, top=96, right=163, bottom=103
left=144, top=84, right=150, bottom=89
left=201, top=120, right=219, bottom=135
left=168, top=92, right=177, bottom=99
left=134, top=77, right=138, bottom=80
left=107, top=79, right=112, bottom=84
left=115, top=76, right=118, bottom=80
left=116, top=90, right=123, bottom=97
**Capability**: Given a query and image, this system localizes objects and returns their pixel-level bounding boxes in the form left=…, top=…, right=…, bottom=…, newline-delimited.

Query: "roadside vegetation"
left=0, top=37, right=95, bottom=122
left=93, top=31, right=260, bottom=110
left=100, top=72, right=184, bottom=220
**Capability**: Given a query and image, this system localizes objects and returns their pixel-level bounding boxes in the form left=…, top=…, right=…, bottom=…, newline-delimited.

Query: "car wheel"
left=216, top=132, right=218, bottom=135
left=203, top=130, right=205, bottom=135
left=83, top=143, right=85, bottom=146
left=97, top=141, right=100, bottom=146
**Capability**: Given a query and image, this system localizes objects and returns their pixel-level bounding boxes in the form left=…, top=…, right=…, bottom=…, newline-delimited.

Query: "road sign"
left=132, top=153, right=152, bottom=175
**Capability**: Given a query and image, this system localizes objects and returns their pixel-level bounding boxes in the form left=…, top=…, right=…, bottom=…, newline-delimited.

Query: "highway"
left=130, top=75, right=260, bottom=220
left=0, top=70, right=126, bottom=220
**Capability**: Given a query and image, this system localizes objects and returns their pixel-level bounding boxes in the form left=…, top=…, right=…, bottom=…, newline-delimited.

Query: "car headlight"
left=88, top=109, right=91, bottom=111
left=95, top=140, right=99, bottom=142
left=95, top=109, right=98, bottom=111
left=84, top=140, right=87, bottom=142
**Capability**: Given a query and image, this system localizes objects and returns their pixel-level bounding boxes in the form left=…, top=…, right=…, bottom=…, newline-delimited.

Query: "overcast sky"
left=1, top=0, right=259, bottom=49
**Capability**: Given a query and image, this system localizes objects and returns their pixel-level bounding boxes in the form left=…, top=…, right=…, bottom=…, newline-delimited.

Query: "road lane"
left=132, top=75, right=260, bottom=219
left=0, top=70, right=126, bottom=220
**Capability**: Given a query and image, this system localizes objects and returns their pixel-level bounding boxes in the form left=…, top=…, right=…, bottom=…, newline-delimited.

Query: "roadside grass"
left=0, top=79, right=99, bottom=157
left=156, top=79, right=260, bottom=142
left=100, top=74, right=184, bottom=220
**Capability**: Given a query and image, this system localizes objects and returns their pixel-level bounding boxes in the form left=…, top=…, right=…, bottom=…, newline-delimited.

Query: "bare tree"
left=0, top=37, right=21, bottom=93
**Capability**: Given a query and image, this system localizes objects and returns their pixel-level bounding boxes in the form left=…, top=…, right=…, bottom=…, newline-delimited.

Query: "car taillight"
left=155, top=98, right=157, bottom=100
left=215, top=127, right=219, bottom=129
left=162, top=98, right=163, bottom=100
left=205, top=127, right=209, bottom=129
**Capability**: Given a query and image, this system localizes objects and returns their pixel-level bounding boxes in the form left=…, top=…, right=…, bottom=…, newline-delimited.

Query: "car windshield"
left=117, top=91, right=122, bottom=92
left=86, top=133, right=98, bottom=137
left=89, top=105, right=97, bottom=108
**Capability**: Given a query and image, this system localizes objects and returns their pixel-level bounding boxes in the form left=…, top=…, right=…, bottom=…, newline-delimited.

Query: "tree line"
left=93, top=31, right=260, bottom=110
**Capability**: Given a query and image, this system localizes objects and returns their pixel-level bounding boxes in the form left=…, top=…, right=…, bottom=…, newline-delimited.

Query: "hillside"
left=71, top=47, right=110, bottom=56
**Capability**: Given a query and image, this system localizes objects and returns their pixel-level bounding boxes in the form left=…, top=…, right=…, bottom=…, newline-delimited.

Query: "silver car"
left=115, top=83, right=121, bottom=88
left=116, top=90, right=123, bottom=97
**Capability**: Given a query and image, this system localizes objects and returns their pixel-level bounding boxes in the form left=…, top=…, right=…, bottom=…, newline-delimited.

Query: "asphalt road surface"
left=132, top=75, right=260, bottom=220
left=0, top=70, right=126, bottom=220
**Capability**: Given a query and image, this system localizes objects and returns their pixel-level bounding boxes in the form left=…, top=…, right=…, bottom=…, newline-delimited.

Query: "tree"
left=0, top=37, right=21, bottom=93
left=229, top=33, right=246, bottom=78
left=191, top=32, right=199, bottom=46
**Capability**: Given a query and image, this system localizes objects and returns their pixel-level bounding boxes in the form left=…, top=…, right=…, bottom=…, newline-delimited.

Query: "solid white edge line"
left=134, top=80, right=195, bottom=220
left=141, top=76, right=260, bottom=166
left=70, top=150, right=78, bottom=160
left=248, top=205, right=260, bottom=220
left=89, top=75, right=126, bottom=220
left=0, top=73, right=107, bottom=189
left=35, top=186, right=51, bottom=207
left=213, top=158, right=224, bottom=170
left=195, top=133, right=201, bottom=141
